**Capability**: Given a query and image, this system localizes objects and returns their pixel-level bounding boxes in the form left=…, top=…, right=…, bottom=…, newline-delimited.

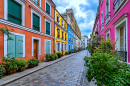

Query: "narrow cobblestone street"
left=6, top=50, right=88, bottom=86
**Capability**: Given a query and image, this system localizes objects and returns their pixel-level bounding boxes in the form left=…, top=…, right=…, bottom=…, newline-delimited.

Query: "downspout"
left=54, top=7, right=56, bottom=54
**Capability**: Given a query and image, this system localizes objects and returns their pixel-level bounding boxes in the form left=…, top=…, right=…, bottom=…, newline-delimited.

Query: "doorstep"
left=0, top=53, right=78, bottom=86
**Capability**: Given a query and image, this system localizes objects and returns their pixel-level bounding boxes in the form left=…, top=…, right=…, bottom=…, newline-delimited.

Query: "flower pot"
left=47, top=59, right=51, bottom=62
left=9, top=68, right=17, bottom=74
left=29, top=65, right=35, bottom=68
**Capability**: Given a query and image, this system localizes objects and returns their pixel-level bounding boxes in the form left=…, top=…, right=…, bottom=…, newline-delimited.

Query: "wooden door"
left=33, top=40, right=38, bottom=59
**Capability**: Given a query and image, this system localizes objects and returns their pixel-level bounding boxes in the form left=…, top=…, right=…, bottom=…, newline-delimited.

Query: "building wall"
left=0, top=0, right=55, bottom=62
left=99, top=0, right=130, bottom=63
left=54, top=10, right=68, bottom=54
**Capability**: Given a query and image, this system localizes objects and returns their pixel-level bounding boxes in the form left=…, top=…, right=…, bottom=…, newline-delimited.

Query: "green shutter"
left=33, top=14, right=40, bottom=31
left=15, top=36, right=23, bottom=58
left=46, top=22, right=50, bottom=35
left=7, top=34, right=15, bottom=58
left=8, top=0, right=22, bottom=25
left=46, top=3, right=50, bottom=15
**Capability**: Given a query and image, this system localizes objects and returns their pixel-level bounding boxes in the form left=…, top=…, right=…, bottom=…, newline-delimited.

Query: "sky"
left=53, top=0, right=99, bottom=38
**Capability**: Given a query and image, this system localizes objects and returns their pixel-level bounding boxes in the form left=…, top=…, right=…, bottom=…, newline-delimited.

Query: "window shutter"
left=8, top=0, right=22, bottom=25
left=33, top=14, right=40, bottom=31
left=45, top=41, right=48, bottom=54
left=46, top=22, right=50, bottom=35
left=46, top=3, right=50, bottom=15
left=48, top=41, right=51, bottom=53
left=7, top=35, right=16, bottom=58
left=15, top=36, right=23, bottom=58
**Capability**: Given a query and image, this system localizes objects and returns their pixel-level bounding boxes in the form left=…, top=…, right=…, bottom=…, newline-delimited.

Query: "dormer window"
left=33, top=0, right=40, bottom=5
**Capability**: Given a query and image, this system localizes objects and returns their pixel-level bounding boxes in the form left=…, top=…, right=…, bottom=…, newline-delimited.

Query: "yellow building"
left=54, top=9, right=68, bottom=54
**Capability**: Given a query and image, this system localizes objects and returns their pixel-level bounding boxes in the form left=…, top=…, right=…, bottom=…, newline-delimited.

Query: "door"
left=33, top=40, right=38, bottom=59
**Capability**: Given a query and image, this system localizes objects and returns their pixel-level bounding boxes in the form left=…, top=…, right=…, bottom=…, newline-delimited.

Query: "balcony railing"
left=113, top=0, right=125, bottom=11
left=117, top=51, right=127, bottom=62
left=57, top=34, right=60, bottom=38
left=105, top=12, right=110, bottom=24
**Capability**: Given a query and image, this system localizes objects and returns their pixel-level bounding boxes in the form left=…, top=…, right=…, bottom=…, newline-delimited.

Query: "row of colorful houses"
left=91, top=0, right=130, bottom=63
left=0, top=0, right=81, bottom=62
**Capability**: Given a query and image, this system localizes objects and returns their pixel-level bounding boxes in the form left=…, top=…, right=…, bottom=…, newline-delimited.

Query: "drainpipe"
left=54, top=7, right=56, bottom=54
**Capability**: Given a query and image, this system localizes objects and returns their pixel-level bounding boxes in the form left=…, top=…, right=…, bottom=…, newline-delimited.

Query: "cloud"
left=53, top=0, right=98, bottom=38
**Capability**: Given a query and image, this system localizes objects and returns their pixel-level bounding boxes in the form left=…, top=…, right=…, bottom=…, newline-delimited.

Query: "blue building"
left=67, top=24, right=74, bottom=52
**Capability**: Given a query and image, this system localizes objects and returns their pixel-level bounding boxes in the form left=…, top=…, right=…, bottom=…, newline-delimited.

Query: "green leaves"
left=0, top=64, right=4, bottom=79
left=84, top=53, right=130, bottom=86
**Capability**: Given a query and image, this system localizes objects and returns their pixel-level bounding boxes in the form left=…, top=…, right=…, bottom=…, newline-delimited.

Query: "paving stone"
left=6, top=50, right=88, bottom=86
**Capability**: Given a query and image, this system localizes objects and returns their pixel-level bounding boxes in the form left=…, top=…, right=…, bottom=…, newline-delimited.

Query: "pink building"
left=98, top=0, right=130, bottom=63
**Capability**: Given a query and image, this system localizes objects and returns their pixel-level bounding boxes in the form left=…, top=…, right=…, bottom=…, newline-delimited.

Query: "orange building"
left=0, top=0, right=55, bottom=61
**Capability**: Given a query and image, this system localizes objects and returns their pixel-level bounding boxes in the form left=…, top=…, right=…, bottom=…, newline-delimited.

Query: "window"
left=57, top=15, right=59, bottom=23
left=61, top=19, right=63, bottom=26
left=46, top=21, right=50, bottom=35
left=69, top=44, right=71, bottom=50
left=114, top=0, right=124, bottom=11
left=45, top=40, right=51, bottom=54
left=62, top=31, right=64, bottom=39
left=46, top=3, right=50, bottom=15
left=100, top=0, right=103, bottom=5
left=8, top=0, right=22, bottom=25
left=65, top=33, right=66, bottom=40
left=7, top=34, right=23, bottom=58
left=65, top=43, right=67, bottom=51
left=33, top=0, right=40, bottom=5
left=57, top=28, right=60, bottom=38
left=105, top=0, right=110, bottom=23
left=101, top=12, right=104, bottom=30
left=106, top=30, right=110, bottom=40
left=57, top=42, right=60, bottom=52
left=33, top=14, right=40, bottom=31
left=64, top=23, right=66, bottom=29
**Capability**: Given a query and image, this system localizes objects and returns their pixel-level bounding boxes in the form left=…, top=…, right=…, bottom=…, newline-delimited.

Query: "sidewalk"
left=0, top=52, right=78, bottom=86
left=82, top=50, right=97, bottom=86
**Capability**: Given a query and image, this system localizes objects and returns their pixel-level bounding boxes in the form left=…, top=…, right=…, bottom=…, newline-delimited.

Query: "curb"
left=0, top=52, right=79, bottom=86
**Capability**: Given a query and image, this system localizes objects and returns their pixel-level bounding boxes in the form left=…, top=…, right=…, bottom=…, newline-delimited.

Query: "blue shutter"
left=48, top=41, right=51, bottom=53
left=15, top=36, right=23, bottom=58
left=45, top=41, right=48, bottom=54
left=7, top=34, right=15, bottom=58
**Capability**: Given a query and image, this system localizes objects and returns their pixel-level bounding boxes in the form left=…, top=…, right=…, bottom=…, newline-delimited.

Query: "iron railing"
left=117, top=51, right=127, bottom=62
left=105, top=12, right=110, bottom=23
left=113, top=0, right=125, bottom=10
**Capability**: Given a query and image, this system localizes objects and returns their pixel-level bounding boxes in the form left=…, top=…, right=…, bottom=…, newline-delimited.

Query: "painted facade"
left=54, top=9, right=68, bottom=54
left=67, top=24, right=74, bottom=52
left=98, top=0, right=130, bottom=63
left=0, top=0, right=55, bottom=62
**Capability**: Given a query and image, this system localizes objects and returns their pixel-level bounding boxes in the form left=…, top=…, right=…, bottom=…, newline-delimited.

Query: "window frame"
left=56, top=42, right=61, bottom=52
left=45, top=18, right=51, bottom=35
left=105, top=29, right=110, bottom=40
left=4, top=32, right=25, bottom=58
left=4, top=0, right=25, bottom=26
left=45, top=0, right=51, bottom=15
left=31, top=7, right=41, bottom=32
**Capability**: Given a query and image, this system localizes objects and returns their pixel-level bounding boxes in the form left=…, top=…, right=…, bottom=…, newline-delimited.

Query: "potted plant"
left=16, top=60, right=28, bottom=71
left=69, top=50, right=72, bottom=54
left=56, top=52, right=62, bottom=58
left=2, top=57, right=18, bottom=75
left=46, top=54, right=51, bottom=62
left=50, top=54, right=56, bottom=61
left=55, top=54, right=58, bottom=60
left=0, top=64, right=4, bottom=79
left=28, top=58, right=40, bottom=68
left=65, top=52, right=68, bottom=55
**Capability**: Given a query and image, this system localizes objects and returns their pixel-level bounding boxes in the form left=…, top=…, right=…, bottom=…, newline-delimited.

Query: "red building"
left=0, top=0, right=55, bottom=62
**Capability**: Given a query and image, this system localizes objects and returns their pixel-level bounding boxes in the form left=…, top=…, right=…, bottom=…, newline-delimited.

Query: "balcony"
left=117, top=51, right=127, bottom=62
left=113, top=0, right=125, bottom=11
left=105, top=12, right=110, bottom=24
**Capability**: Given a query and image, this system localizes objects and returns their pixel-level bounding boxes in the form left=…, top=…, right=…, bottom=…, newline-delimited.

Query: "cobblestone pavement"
left=6, top=50, right=87, bottom=86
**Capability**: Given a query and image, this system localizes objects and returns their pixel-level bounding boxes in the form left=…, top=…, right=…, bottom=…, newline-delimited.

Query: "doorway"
left=33, top=40, right=38, bottom=59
